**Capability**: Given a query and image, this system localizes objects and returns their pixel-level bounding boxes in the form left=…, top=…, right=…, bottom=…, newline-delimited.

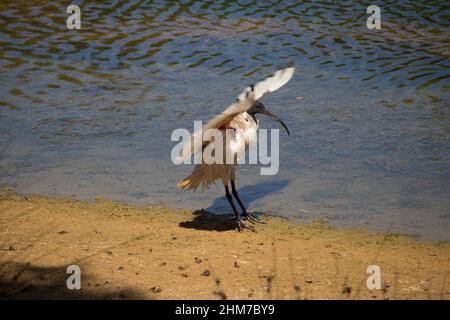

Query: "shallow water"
left=1, top=1, right=449, bottom=240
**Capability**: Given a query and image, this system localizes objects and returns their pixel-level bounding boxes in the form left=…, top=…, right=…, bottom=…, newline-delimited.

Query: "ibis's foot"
left=243, top=212, right=265, bottom=224
left=236, top=218, right=256, bottom=232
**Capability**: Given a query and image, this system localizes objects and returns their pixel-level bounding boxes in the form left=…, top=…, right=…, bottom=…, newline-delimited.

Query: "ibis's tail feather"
left=177, top=165, right=213, bottom=191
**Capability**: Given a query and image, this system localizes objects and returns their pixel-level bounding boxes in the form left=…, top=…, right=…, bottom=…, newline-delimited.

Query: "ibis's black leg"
left=230, top=180, right=247, bottom=214
left=231, top=180, right=264, bottom=224
left=225, top=185, right=251, bottom=231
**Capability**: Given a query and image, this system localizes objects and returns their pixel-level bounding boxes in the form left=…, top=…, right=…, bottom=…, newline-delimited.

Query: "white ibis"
left=177, top=63, right=295, bottom=231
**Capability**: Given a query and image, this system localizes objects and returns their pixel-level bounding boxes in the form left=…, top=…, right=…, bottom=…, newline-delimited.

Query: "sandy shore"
left=0, top=191, right=448, bottom=300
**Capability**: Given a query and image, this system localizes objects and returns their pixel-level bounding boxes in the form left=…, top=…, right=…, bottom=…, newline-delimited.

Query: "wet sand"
left=0, top=191, right=449, bottom=300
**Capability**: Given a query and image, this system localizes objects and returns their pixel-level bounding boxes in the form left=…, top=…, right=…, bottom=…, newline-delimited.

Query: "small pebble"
left=342, top=286, right=352, bottom=295
left=202, top=269, right=211, bottom=277
left=150, top=286, right=162, bottom=293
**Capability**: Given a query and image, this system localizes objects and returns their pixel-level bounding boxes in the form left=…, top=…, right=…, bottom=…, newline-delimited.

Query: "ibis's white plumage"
left=177, top=63, right=295, bottom=191
left=237, top=62, right=295, bottom=102
left=178, top=63, right=295, bottom=163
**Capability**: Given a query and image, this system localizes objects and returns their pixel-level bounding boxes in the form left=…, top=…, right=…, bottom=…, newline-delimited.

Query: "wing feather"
left=177, top=63, right=295, bottom=162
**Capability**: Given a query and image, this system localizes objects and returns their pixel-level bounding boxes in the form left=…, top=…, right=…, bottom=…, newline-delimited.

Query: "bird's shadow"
left=179, top=179, right=289, bottom=231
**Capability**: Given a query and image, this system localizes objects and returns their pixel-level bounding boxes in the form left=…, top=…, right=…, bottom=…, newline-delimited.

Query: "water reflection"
left=0, top=1, right=449, bottom=240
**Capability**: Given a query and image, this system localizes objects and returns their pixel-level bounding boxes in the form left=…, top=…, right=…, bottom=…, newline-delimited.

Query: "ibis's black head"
left=247, top=101, right=290, bottom=136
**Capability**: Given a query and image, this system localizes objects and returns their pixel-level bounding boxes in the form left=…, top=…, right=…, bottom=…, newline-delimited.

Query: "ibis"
left=177, top=63, right=295, bottom=231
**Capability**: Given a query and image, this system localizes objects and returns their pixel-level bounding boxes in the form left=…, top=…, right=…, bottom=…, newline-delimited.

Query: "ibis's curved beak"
left=260, top=109, right=290, bottom=136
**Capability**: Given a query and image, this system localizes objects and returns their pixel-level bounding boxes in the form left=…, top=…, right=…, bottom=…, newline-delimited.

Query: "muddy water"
left=0, top=1, right=449, bottom=240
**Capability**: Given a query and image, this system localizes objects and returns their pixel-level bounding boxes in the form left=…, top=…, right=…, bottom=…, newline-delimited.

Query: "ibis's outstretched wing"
left=237, top=62, right=295, bottom=102
left=176, top=98, right=252, bottom=163
left=177, top=63, right=295, bottom=162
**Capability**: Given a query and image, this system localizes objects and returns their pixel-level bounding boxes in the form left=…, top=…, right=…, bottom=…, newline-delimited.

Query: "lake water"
left=1, top=1, right=449, bottom=240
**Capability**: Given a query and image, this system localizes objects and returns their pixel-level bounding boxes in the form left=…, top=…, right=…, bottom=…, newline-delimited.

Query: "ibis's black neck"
left=247, top=110, right=257, bottom=123
left=247, top=101, right=265, bottom=123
